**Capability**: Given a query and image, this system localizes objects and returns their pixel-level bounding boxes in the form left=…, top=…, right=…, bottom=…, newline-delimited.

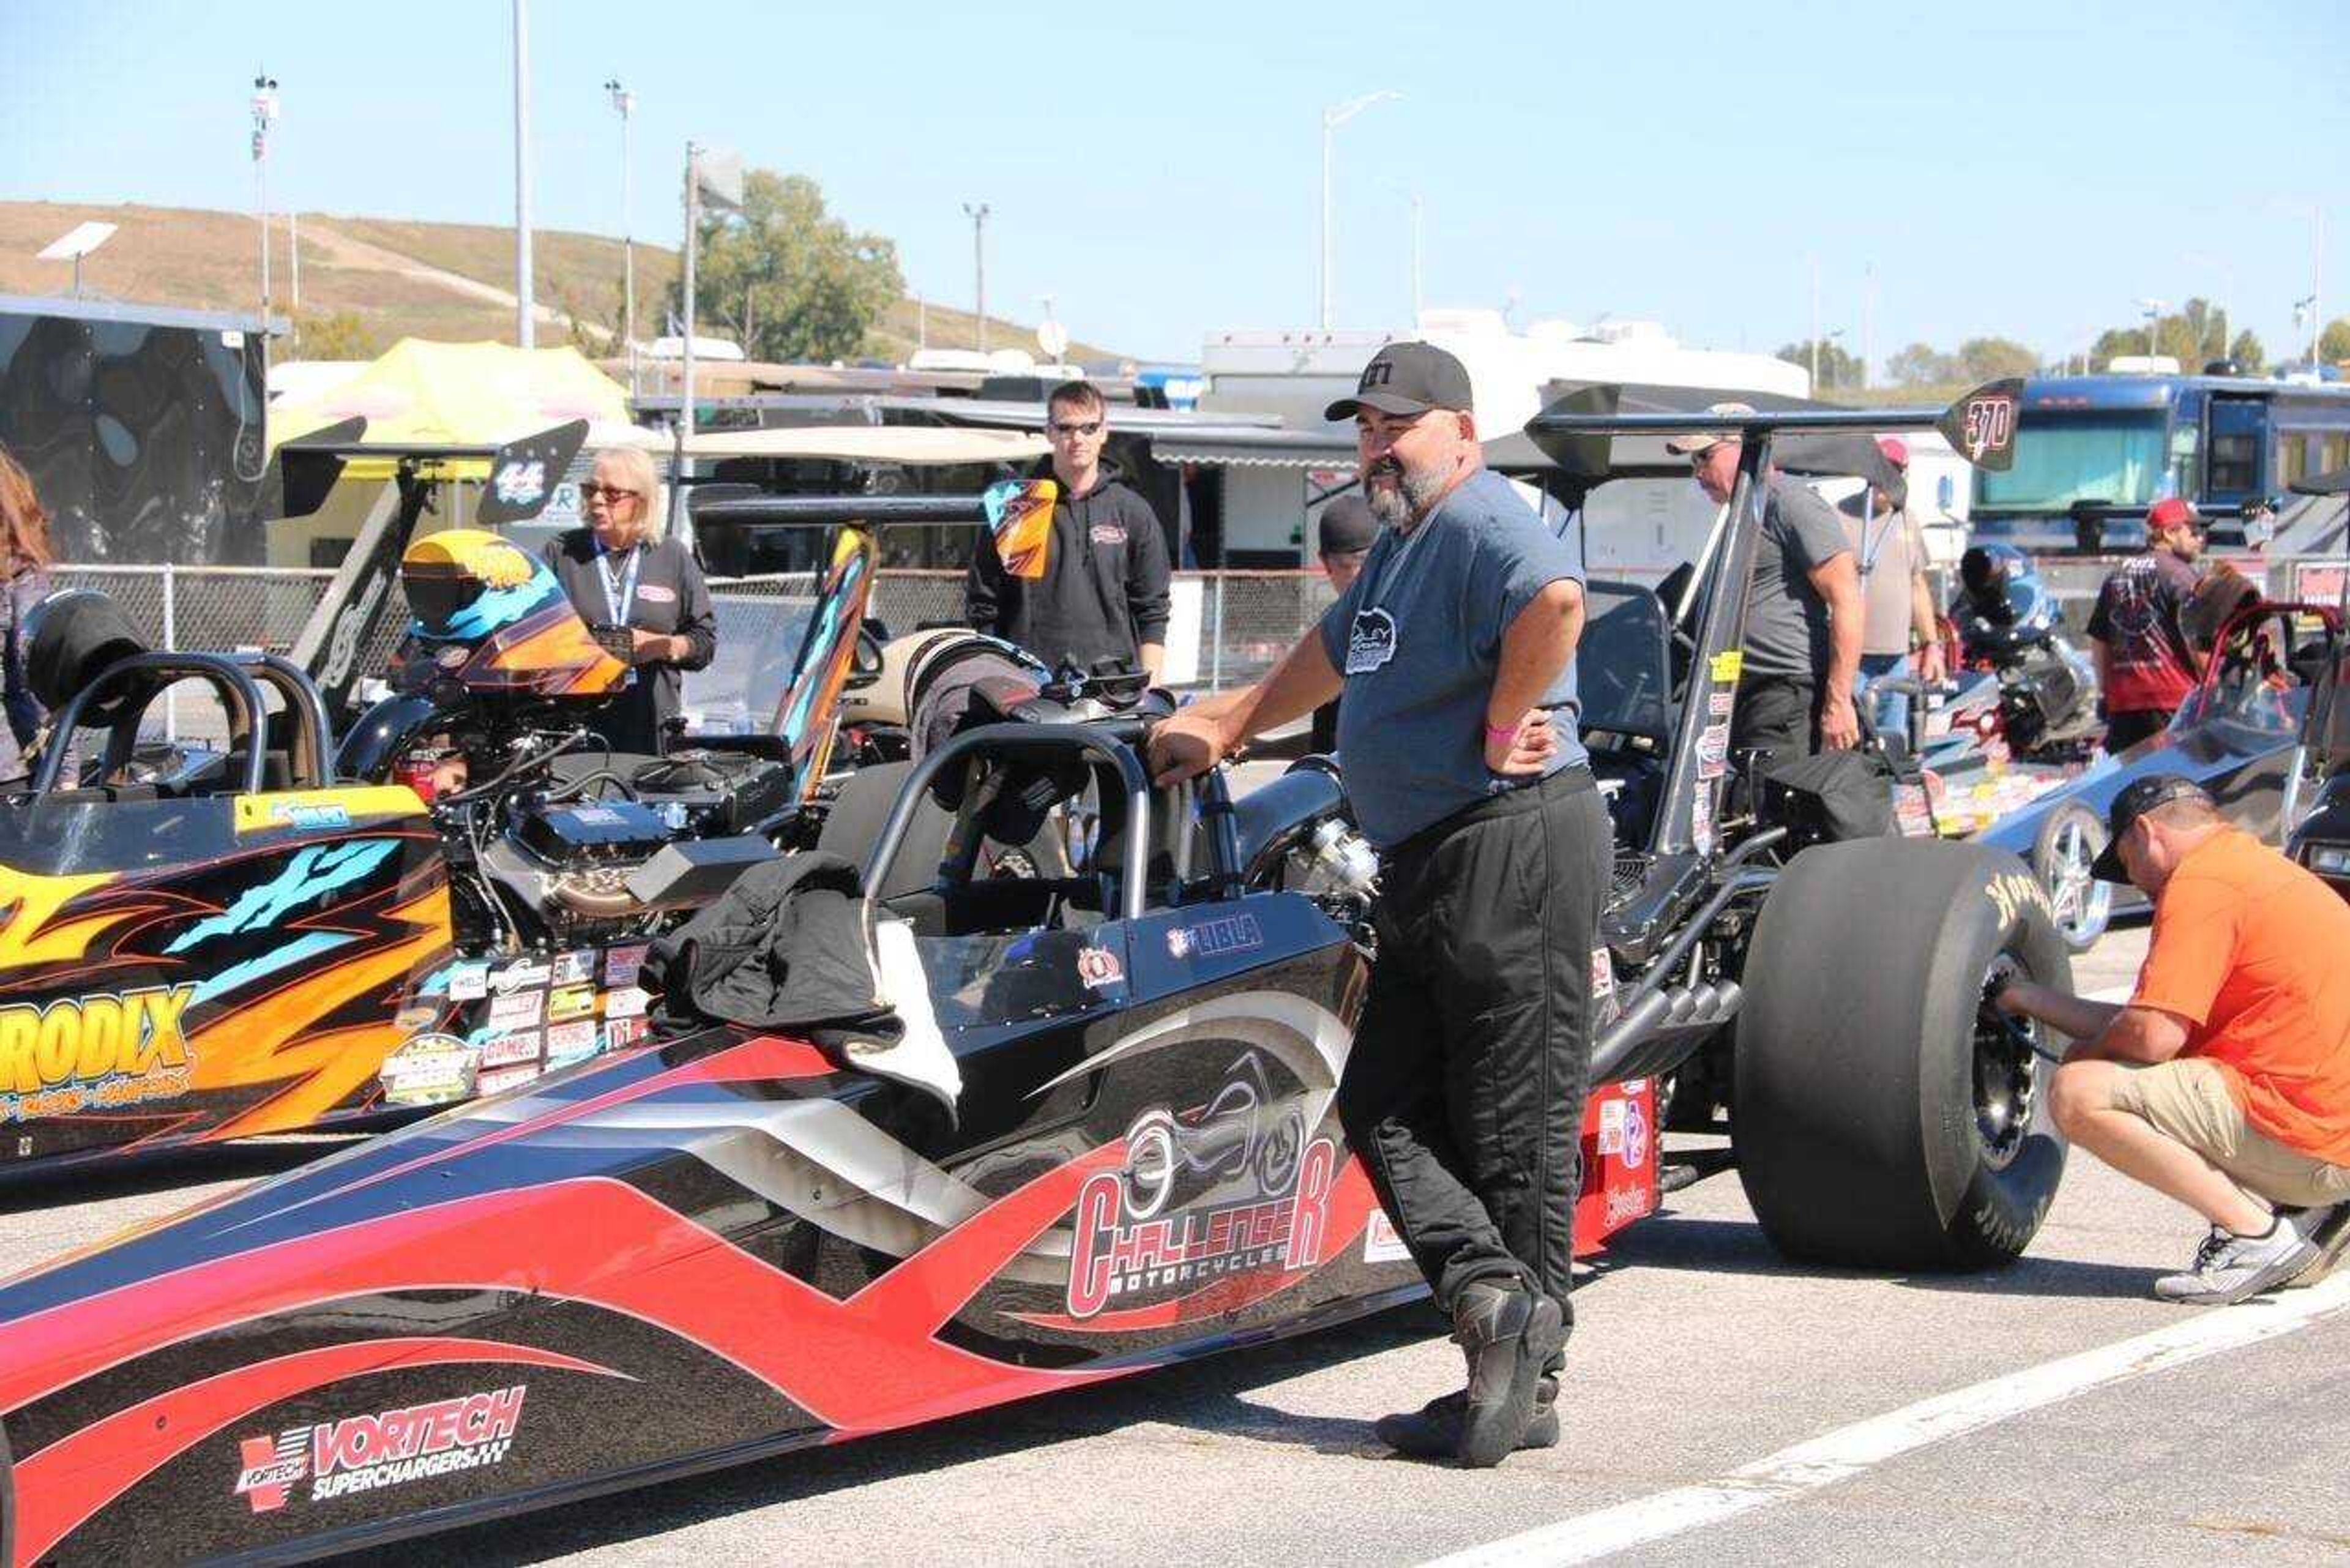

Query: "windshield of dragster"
left=1577, top=581, right=1674, bottom=742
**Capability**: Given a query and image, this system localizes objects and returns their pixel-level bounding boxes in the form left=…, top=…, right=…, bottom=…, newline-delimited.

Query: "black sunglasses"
left=1049, top=420, right=1104, bottom=438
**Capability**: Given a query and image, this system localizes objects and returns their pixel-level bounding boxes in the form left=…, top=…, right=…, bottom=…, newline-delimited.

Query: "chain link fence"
left=43, top=555, right=2350, bottom=747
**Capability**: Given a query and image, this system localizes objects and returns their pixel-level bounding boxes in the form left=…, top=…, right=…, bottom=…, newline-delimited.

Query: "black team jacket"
left=964, top=461, right=1172, bottom=671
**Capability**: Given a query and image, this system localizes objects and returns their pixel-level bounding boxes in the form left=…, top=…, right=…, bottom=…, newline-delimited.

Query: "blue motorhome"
left=1971, top=373, right=2350, bottom=551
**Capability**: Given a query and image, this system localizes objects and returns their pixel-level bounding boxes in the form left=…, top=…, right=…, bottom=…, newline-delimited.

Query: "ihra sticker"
left=0, top=984, right=197, bottom=1122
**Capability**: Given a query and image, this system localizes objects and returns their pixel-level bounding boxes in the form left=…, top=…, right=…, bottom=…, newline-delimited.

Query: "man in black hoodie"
left=966, top=379, right=1172, bottom=679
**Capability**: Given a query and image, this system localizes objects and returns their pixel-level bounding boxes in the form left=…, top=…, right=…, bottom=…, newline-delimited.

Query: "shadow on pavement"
left=1602, top=1212, right=2158, bottom=1300
left=0, top=1136, right=355, bottom=1214
left=347, top=1301, right=1451, bottom=1566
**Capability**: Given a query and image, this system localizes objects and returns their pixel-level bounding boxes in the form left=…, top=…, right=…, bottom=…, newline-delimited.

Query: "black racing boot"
left=1373, top=1375, right=1560, bottom=1460
left=1447, top=1278, right=1567, bottom=1468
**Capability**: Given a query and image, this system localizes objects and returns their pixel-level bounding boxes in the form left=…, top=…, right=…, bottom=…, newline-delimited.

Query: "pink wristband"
left=1483, top=721, right=1520, bottom=743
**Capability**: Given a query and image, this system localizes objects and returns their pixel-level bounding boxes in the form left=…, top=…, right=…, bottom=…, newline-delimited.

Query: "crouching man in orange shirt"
left=1998, top=776, right=2350, bottom=1304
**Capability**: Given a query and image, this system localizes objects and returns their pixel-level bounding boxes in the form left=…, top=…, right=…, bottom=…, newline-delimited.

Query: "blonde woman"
left=540, top=446, right=715, bottom=755
left=0, top=448, right=55, bottom=772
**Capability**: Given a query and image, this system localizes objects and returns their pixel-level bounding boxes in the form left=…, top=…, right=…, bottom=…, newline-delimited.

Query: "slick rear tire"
left=2, top=1417, right=14, bottom=1568
left=1734, top=837, right=2071, bottom=1270
left=2033, top=804, right=2113, bottom=953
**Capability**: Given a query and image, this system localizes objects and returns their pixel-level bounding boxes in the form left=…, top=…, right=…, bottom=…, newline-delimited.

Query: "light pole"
left=2136, top=297, right=2168, bottom=362
left=963, top=202, right=991, bottom=353
left=605, top=77, right=635, bottom=381
left=513, top=0, right=535, bottom=348
left=249, top=72, right=278, bottom=327
left=1318, top=91, right=1400, bottom=330
left=1410, top=192, right=1423, bottom=326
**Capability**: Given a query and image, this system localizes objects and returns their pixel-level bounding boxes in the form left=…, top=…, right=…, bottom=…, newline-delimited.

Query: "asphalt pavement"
left=11, top=916, right=2350, bottom=1567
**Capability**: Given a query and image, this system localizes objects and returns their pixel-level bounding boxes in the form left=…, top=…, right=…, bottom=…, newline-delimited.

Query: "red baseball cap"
left=1874, top=435, right=1909, bottom=469
left=2148, top=497, right=2203, bottom=532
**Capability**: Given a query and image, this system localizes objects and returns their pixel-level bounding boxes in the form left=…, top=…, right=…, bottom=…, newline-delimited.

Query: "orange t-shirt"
left=2132, top=829, right=2350, bottom=1165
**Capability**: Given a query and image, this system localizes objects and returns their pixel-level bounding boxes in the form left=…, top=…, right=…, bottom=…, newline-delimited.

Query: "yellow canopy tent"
left=268, top=339, right=649, bottom=473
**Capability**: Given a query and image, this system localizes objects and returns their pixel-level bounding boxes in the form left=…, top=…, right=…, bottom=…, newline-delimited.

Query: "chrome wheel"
left=2040, top=812, right=2112, bottom=952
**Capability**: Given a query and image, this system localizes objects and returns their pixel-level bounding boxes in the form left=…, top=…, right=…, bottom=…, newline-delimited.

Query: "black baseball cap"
left=1317, top=495, right=1378, bottom=556
left=2091, top=775, right=2214, bottom=882
left=1324, top=341, right=1474, bottom=421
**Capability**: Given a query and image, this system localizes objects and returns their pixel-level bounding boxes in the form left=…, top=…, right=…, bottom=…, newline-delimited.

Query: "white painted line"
left=1422, top=1271, right=2350, bottom=1568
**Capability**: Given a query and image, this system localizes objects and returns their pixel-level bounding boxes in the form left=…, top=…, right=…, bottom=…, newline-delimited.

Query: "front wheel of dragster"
left=2033, top=803, right=2113, bottom=953
left=1734, top=837, right=2071, bottom=1270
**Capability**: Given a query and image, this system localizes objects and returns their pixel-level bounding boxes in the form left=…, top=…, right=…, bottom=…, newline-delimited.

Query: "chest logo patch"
left=1088, top=523, right=1126, bottom=547
left=1345, top=608, right=1397, bottom=675
left=635, top=583, right=676, bottom=604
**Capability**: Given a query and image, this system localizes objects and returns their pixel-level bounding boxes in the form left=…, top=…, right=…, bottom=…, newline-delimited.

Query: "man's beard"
left=1365, top=455, right=1452, bottom=528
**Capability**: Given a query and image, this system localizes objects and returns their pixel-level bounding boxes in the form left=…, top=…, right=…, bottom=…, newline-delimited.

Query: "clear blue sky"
left=4, top=0, right=2344, bottom=370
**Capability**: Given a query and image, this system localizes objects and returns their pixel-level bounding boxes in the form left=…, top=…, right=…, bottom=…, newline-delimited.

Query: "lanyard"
left=594, top=543, right=642, bottom=625
left=1857, top=501, right=1900, bottom=578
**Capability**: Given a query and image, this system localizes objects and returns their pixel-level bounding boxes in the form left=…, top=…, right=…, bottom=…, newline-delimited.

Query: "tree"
left=1953, top=337, right=2040, bottom=383
left=2322, top=318, right=2350, bottom=367
left=1774, top=338, right=1862, bottom=391
left=1885, top=342, right=1956, bottom=388
left=2091, top=297, right=2231, bottom=370
left=664, top=170, right=904, bottom=364
left=293, top=310, right=381, bottom=361
left=2227, top=329, right=2266, bottom=373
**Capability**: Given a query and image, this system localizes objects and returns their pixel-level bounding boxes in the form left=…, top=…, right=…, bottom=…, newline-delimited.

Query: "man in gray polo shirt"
left=1149, top=342, right=1608, bottom=1468
left=1669, top=406, right=1863, bottom=771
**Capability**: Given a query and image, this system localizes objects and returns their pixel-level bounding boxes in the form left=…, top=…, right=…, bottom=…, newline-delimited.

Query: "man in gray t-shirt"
left=1150, top=341, right=1610, bottom=1469
left=1669, top=409, right=1863, bottom=772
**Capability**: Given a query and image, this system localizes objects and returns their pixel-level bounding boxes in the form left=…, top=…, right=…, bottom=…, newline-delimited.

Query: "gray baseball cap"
left=1324, top=341, right=1474, bottom=421
left=1663, top=402, right=1760, bottom=455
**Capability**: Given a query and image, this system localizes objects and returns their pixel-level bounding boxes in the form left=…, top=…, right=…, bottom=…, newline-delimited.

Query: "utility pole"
left=513, top=0, right=535, bottom=348
left=963, top=202, right=990, bottom=353
left=1318, top=91, right=1400, bottom=330
left=1808, top=256, right=1821, bottom=389
left=2138, top=297, right=2168, bottom=361
left=606, top=78, right=636, bottom=384
left=2314, top=208, right=2327, bottom=368
left=1860, top=261, right=1874, bottom=389
left=249, top=72, right=278, bottom=328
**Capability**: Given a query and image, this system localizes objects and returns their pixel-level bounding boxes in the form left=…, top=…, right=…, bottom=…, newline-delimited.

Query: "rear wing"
left=1521, top=379, right=2023, bottom=479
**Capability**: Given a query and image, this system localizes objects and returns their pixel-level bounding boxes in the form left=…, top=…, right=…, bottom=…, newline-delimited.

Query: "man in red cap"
left=1838, top=435, right=1946, bottom=742
left=2086, top=498, right=2206, bottom=752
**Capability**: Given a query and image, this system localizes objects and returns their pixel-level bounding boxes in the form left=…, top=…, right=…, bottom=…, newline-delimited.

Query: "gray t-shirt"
left=1316, top=469, right=1588, bottom=849
left=1838, top=494, right=1928, bottom=657
left=1743, top=475, right=1854, bottom=681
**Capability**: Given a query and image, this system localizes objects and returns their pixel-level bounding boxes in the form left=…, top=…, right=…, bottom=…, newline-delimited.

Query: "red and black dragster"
left=0, top=713, right=1658, bottom=1565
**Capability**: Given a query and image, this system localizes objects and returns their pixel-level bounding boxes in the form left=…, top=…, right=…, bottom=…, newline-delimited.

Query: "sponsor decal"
left=1069, top=1137, right=1337, bottom=1320
left=1690, top=793, right=1716, bottom=857
left=1088, top=523, right=1127, bottom=547
left=1603, top=1185, right=1654, bottom=1228
left=1590, top=946, right=1616, bottom=1000
left=0, top=984, right=197, bottom=1122
left=603, top=943, right=648, bottom=987
left=1622, top=1099, right=1649, bottom=1170
left=234, top=1384, right=529, bottom=1512
left=546, top=985, right=597, bottom=1024
left=1709, top=649, right=1744, bottom=684
left=1598, top=1098, right=1627, bottom=1157
left=266, top=801, right=351, bottom=831
left=570, top=806, right=626, bottom=828
left=1166, top=912, right=1264, bottom=961
left=1076, top=946, right=1124, bottom=990
left=487, top=990, right=545, bottom=1031
left=1708, top=688, right=1736, bottom=717
left=602, top=1015, right=651, bottom=1053
left=1696, top=720, right=1731, bottom=781
left=493, top=459, right=546, bottom=506
left=476, top=1061, right=545, bottom=1097
left=1363, top=1208, right=1412, bottom=1264
left=1344, top=607, right=1398, bottom=675
left=551, top=949, right=597, bottom=986
left=378, top=1033, right=477, bottom=1108
left=394, top=1003, right=442, bottom=1032
left=447, top=962, right=491, bottom=1002
left=490, top=959, right=551, bottom=995
left=436, top=644, right=472, bottom=669
left=477, top=1031, right=542, bottom=1069
left=603, top=985, right=649, bottom=1020
left=1985, top=870, right=2051, bottom=925
left=545, top=1019, right=597, bottom=1061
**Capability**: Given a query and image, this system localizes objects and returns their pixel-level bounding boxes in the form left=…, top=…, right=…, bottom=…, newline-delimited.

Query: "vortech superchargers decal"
left=0, top=785, right=452, bottom=1170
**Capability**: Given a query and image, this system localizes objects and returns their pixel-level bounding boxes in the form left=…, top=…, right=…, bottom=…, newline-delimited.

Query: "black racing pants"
left=1336, top=765, right=1610, bottom=1321
left=1731, top=671, right=1821, bottom=777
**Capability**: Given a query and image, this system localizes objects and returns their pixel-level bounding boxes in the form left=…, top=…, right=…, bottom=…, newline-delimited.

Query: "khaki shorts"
left=2111, top=1058, right=2350, bottom=1209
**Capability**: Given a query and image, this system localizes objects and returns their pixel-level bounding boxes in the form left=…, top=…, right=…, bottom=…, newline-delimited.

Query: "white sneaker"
left=2154, top=1219, right=2318, bottom=1305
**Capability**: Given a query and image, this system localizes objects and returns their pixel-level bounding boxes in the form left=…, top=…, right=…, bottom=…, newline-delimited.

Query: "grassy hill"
left=0, top=201, right=1124, bottom=367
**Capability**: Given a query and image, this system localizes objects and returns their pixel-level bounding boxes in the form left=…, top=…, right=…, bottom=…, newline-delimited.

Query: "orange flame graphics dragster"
left=0, top=788, right=450, bottom=1168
